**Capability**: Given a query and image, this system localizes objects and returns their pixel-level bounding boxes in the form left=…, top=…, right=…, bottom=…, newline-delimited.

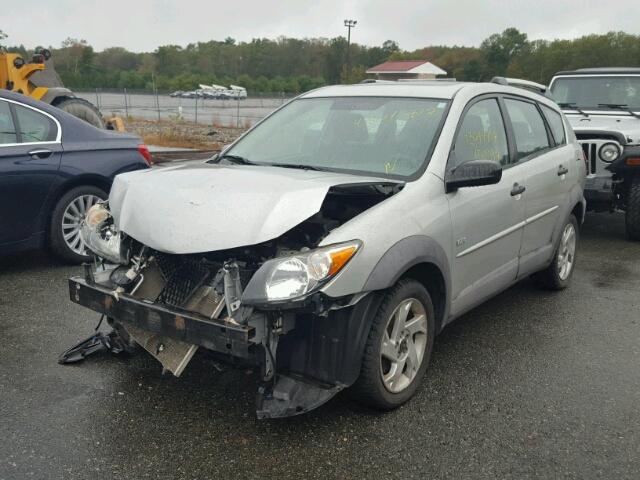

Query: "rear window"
left=504, top=99, right=550, bottom=161
left=14, top=104, right=57, bottom=142
left=0, top=100, right=18, bottom=144
left=541, top=105, right=566, bottom=146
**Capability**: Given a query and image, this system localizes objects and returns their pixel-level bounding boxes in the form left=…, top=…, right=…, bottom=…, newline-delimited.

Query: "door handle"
left=510, top=183, right=526, bottom=196
left=28, top=148, right=53, bottom=159
left=558, top=165, right=569, bottom=176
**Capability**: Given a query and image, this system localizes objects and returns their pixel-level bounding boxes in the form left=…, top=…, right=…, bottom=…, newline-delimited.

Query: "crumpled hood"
left=109, top=162, right=400, bottom=254
left=566, top=114, right=640, bottom=144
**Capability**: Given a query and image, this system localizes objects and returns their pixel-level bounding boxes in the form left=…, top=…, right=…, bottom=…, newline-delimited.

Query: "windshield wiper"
left=265, top=163, right=327, bottom=172
left=215, top=154, right=258, bottom=165
left=557, top=102, right=589, bottom=118
left=597, top=103, right=640, bottom=120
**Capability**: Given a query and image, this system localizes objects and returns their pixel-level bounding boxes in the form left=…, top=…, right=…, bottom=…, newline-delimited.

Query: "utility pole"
left=344, top=19, right=357, bottom=80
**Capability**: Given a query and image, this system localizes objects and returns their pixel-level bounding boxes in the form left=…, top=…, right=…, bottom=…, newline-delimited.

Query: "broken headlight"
left=80, top=203, right=127, bottom=265
left=243, top=240, right=361, bottom=303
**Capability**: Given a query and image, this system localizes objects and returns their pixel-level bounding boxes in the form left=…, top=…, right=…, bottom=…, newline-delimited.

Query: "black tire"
left=533, top=214, right=579, bottom=290
left=350, top=279, right=436, bottom=410
left=53, top=97, right=105, bottom=129
left=49, top=185, right=107, bottom=264
left=625, top=176, right=640, bottom=241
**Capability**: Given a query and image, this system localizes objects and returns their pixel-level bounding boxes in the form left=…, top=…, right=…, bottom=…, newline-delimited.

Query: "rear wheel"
left=53, top=97, right=105, bottom=129
left=49, top=186, right=106, bottom=264
left=351, top=279, right=435, bottom=410
left=534, top=214, right=578, bottom=290
left=625, top=176, right=640, bottom=241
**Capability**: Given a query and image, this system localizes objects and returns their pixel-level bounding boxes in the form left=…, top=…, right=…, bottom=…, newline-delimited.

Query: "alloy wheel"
left=61, top=194, right=102, bottom=256
left=557, top=222, right=577, bottom=280
left=380, top=297, right=428, bottom=393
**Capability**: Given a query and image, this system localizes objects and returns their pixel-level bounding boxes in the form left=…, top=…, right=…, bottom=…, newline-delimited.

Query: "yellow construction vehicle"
left=0, top=47, right=109, bottom=128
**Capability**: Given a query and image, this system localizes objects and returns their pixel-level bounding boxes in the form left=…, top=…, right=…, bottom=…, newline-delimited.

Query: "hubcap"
left=380, top=298, right=428, bottom=393
left=61, top=194, right=102, bottom=256
left=557, top=223, right=576, bottom=280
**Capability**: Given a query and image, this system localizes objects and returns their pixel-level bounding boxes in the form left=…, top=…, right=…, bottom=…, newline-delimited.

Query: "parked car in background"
left=549, top=68, right=640, bottom=239
left=69, top=80, right=585, bottom=418
left=0, top=90, right=152, bottom=263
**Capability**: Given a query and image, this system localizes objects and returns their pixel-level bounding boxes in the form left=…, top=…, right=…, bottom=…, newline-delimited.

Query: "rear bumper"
left=68, top=276, right=256, bottom=360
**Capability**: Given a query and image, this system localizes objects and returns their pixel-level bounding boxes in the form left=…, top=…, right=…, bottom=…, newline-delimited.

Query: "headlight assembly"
left=80, top=203, right=127, bottom=264
left=242, top=240, right=362, bottom=304
left=598, top=142, right=621, bottom=163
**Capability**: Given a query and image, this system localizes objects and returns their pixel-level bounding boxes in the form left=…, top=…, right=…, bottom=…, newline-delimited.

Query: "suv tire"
left=351, top=279, right=435, bottom=410
left=534, top=214, right=579, bottom=290
left=625, top=176, right=640, bottom=241
left=49, top=185, right=107, bottom=264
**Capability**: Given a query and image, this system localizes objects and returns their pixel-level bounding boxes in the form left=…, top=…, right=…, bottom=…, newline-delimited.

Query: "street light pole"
left=344, top=19, right=357, bottom=80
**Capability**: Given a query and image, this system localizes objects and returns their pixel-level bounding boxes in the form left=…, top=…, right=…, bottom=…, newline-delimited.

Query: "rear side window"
left=504, top=98, right=550, bottom=161
left=0, top=101, right=18, bottom=144
left=452, top=98, right=509, bottom=168
left=541, top=104, right=566, bottom=146
left=14, top=104, right=57, bottom=142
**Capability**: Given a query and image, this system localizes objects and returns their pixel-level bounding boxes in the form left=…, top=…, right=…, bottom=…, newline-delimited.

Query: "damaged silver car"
left=66, top=80, right=586, bottom=418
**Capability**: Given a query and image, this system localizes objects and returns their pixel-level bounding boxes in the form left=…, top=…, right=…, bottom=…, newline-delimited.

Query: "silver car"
left=67, top=80, right=586, bottom=418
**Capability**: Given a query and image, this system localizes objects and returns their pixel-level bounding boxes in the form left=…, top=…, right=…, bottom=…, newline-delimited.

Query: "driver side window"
left=452, top=98, right=509, bottom=169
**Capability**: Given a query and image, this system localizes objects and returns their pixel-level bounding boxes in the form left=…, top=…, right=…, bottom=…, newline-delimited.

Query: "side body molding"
left=362, top=235, right=452, bottom=328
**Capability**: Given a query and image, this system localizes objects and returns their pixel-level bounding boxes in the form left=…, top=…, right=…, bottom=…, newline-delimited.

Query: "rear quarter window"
left=541, top=104, right=566, bottom=146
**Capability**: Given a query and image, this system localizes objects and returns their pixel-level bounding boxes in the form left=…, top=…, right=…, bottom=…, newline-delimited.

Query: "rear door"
left=0, top=98, right=62, bottom=246
left=447, top=96, right=526, bottom=317
left=502, top=97, right=569, bottom=274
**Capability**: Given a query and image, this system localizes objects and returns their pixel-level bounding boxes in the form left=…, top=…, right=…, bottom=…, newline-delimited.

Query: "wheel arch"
left=363, top=235, right=451, bottom=333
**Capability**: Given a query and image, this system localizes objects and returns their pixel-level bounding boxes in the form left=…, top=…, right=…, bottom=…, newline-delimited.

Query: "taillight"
left=137, top=144, right=153, bottom=166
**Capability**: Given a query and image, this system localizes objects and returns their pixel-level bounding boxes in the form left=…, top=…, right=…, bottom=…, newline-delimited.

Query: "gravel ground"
left=1, top=212, right=639, bottom=480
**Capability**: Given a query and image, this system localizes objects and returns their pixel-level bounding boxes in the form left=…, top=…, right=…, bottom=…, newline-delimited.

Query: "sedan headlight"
left=598, top=142, right=621, bottom=163
left=242, top=240, right=362, bottom=304
left=80, top=203, right=127, bottom=264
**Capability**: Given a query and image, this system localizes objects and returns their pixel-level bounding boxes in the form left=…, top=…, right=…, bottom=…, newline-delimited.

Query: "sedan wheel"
left=50, top=186, right=107, bottom=263
left=380, top=298, right=428, bottom=393
left=62, top=194, right=102, bottom=256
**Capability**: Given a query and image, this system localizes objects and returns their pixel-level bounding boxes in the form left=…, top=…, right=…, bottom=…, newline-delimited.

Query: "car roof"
left=299, top=81, right=554, bottom=105
left=553, top=67, right=640, bottom=76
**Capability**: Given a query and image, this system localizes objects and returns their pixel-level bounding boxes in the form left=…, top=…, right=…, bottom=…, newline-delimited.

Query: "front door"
left=446, top=97, right=526, bottom=317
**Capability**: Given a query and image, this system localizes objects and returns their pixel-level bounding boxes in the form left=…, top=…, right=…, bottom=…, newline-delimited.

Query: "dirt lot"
left=125, top=117, right=247, bottom=152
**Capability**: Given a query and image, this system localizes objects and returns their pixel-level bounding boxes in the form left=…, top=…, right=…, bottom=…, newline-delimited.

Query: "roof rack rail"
left=491, top=76, right=548, bottom=95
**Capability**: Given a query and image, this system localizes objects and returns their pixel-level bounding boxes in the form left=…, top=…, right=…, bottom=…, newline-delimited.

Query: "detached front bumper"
left=67, top=275, right=353, bottom=418
left=68, top=276, right=256, bottom=360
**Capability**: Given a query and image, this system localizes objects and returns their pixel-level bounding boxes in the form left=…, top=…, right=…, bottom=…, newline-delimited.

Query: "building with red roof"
left=366, top=60, right=447, bottom=80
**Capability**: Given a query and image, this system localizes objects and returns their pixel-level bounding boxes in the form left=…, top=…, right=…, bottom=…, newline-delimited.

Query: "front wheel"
left=625, top=176, right=640, bottom=241
left=351, top=279, right=436, bottom=410
left=533, top=214, right=579, bottom=290
left=49, top=186, right=107, bottom=264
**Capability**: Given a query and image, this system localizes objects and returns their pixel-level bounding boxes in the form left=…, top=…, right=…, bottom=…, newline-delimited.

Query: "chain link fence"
left=75, top=89, right=296, bottom=127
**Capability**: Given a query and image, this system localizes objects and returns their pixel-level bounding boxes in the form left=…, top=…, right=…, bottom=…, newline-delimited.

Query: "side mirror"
left=445, top=160, right=503, bottom=193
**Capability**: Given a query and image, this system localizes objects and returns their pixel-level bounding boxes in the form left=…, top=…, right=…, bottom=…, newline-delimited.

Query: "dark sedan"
left=0, top=90, right=151, bottom=263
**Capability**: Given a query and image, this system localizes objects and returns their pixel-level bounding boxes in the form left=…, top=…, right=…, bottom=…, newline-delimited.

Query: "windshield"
left=550, top=76, right=640, bottom=110
left=223, top=96, right=450, bottom=178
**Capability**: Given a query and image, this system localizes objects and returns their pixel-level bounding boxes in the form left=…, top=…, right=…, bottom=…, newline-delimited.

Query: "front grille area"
left=581, top=142, right=598, bottom=175
left=578, top=139, right=622, bottom=175
left=154, top=253, right=211, bottom=307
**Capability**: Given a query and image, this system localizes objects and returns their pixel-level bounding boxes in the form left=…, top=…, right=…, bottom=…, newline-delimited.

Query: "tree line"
left=2, top=28, right=640, bottom=94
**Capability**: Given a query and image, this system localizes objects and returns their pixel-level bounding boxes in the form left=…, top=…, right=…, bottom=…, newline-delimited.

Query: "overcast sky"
left=5, top=0, right=640, bottom=52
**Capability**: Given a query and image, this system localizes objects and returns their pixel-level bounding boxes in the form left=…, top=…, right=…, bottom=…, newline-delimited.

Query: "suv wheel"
left=351, top=279, right=435, bottom=410
left=49, top=186, right=107, bottom=264
left=625, top=176, right=640, bottom=241
left=534, top=214, right=578, bottom=290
